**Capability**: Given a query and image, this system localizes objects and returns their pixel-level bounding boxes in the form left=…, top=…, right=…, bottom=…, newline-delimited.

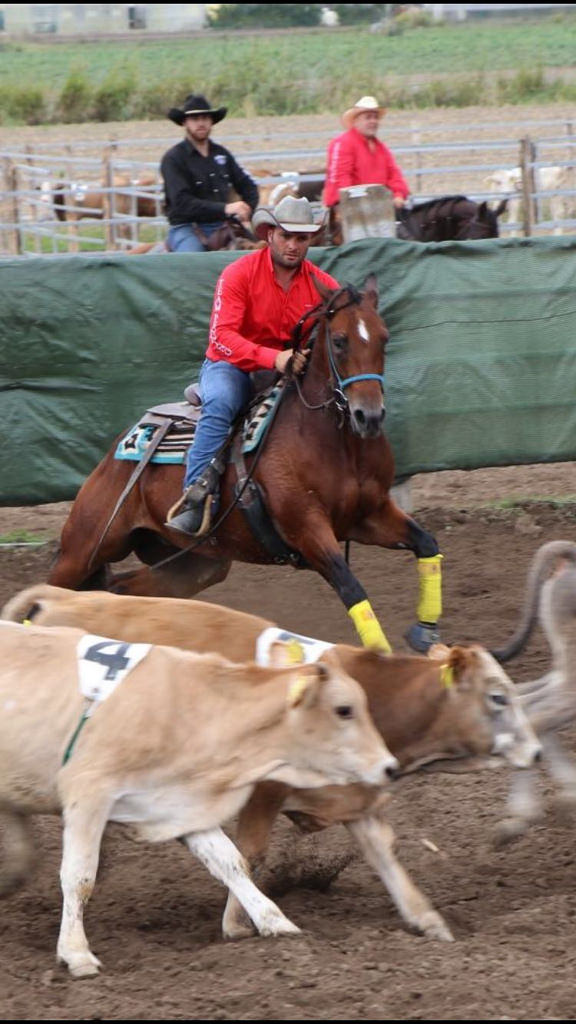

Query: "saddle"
left=114, top=375, right=304, bottom=566
left=193, top=216, right=262, bottom=252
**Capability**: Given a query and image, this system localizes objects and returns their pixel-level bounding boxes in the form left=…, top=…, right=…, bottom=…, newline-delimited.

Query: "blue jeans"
left=168, top=222, right=225, bottom=253
left=184, top=358, right=252, bottom=489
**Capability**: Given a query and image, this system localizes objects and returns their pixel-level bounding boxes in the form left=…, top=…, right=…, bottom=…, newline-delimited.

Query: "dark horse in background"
left=396, top=195, right=508, bottom=241
left=48, top=275, right=444, bottom=655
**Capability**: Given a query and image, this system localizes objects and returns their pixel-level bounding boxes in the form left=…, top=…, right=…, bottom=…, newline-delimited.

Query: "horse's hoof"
left=404, top=621, right=440, bottom=654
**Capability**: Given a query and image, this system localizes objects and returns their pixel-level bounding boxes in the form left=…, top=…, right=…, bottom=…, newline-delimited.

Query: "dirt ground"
left=0, top=462, right=575, bottom=1020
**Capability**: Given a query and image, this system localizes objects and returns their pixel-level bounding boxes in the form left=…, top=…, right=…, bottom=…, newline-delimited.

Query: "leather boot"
left=166, top=463, right=221, bottom=537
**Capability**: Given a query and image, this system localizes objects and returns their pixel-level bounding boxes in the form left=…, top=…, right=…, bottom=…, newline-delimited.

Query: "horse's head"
left=456, top=199, right=508, bottom=240
left=309, top=274, right=388, bottom=439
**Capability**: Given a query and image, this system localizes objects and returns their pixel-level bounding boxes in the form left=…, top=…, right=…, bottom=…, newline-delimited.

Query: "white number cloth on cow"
left=77, top=635, right=152, bottom=703
left=255, top=626, right=333, bottom=666
left=64, top=636, right=152, bottom=765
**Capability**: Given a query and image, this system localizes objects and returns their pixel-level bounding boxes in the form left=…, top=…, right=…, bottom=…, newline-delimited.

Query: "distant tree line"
left=206, top=4, right=398, bottom=29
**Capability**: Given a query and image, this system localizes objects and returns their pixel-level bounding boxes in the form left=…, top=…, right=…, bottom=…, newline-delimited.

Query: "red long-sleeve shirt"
left=322, top=128, right=410, bottom=208
left=205, top=247, right=340, bottom=372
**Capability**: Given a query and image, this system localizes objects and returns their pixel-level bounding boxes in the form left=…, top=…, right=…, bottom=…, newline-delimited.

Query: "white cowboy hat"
left=341, top=95, right=387, bottom=130
left=252, top=196, right=324, bottom=240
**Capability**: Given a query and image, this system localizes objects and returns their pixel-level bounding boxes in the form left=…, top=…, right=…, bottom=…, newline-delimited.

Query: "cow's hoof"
left=492, top=817, right=531, bottom=848
left=419, top=912, right=455, bottom=942
left=259, top=913, right=301, bottom=938
left=404, top=621, right=440, bottom=654
left=223, top=918, right=257, bottom=941
left=58, top=951, right=102, bottom=979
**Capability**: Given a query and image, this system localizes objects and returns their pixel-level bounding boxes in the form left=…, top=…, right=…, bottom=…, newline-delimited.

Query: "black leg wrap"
left=406, top=519, right=440, bottom=558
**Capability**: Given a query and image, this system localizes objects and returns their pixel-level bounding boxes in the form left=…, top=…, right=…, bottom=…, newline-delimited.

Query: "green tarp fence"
left=1, top=235, right=575, bottom=505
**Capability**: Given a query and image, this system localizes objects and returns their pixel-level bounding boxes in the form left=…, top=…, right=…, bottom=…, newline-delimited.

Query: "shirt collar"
left=183, top=136, right=215, bottom=157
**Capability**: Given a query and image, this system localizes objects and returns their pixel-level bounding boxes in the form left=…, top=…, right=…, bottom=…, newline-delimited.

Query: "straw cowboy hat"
left=341, top=95, right=387, bottom=130
left=167, top=93, right=227, bottom=126
left=252, top=196, right=324, bottom=240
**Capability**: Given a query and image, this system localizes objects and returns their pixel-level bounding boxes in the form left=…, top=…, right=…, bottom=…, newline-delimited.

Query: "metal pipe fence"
left=2, top=117, right=576, bottom=255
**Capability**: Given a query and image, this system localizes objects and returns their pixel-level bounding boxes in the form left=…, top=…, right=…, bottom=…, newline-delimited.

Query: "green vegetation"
left=0, top=17, right=575, bottom=125
left=20, top=222, right=162, bottom=255
left=0, top=529, right=46, bottom=545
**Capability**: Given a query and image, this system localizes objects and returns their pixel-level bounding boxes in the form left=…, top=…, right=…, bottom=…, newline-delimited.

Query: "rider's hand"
left=225, top=200, right=252, bottom=222
left=274, top=348, right=309, bottom=375
left=292, top=347, right=310, bottom=375
left=393, top=196, right=407, bottom=209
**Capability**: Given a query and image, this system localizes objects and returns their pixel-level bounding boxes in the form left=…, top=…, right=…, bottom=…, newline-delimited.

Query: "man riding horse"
left=160, top=92, right=260, bottom=252
left=167, top=195, right=339, bottom=537
left=48, top=197, right=445, bottom=658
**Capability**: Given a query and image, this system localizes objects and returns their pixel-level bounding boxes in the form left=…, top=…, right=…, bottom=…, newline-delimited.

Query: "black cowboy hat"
left=167, top=93, right=227, bottom=127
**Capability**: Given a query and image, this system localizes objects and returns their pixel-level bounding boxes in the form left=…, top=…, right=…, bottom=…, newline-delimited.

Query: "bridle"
left=292, top=284, right=386, bottom=415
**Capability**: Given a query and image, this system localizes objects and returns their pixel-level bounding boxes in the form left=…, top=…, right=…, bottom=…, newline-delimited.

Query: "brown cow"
left=2, top=585, right=541, bottom=943
left=0, top=617, right=395, bottom=977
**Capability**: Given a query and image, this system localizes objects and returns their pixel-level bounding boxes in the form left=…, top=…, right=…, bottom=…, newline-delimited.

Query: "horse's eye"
left=332, top=333, right=347, bottom=353
left=335, top=704, right=354, bottom=719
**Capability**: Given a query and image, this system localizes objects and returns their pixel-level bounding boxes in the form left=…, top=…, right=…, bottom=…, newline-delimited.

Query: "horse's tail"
left=490, top=540, right=576, bottom=663
left=0, top=584, right=67, bottom=624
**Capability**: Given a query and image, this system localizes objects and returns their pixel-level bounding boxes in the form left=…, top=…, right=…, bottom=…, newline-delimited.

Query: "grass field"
left=1, top=15, right=576, bottom=124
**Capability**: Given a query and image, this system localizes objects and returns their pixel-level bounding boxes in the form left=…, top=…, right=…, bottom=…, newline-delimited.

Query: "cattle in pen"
left=483, top=164, right=571, bottom=234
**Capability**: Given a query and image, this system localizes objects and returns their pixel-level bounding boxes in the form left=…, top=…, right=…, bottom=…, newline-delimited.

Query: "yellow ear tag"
left=287, top=674, right=309, bottom=705
left=23, top=619, right=32, bottom=626
left=286, top=639, right=305, bottom=665
left=440, top=664, right=454, bottom=689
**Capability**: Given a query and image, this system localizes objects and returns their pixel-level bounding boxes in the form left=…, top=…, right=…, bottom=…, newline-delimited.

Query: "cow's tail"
left=0, top=584, right=64, bottom=623
left=491, top=540, right=576, bottom=663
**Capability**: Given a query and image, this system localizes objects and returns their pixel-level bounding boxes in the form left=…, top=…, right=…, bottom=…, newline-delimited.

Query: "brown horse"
left=48, top=275, right=443, bottom=654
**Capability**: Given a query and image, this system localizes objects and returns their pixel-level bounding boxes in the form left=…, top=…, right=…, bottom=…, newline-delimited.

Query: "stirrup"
left=166, top=489, right=213, bottom=538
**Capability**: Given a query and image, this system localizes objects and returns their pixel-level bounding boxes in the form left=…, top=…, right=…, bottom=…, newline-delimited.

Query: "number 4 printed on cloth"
left=77, top=635, right=152, bottom=704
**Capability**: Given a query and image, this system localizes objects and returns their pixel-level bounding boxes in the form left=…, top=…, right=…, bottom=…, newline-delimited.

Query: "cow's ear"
left=445, top=645, right=475, bottom=686
left=286, top=671, right=314, bottom=708
left=427, top=643, right=451, bottom=661
left=286, top=663, right=327, bottom=708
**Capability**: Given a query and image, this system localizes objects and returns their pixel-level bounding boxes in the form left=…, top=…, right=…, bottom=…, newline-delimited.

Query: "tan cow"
left=44, top=173, right=161, bottom=223
left=0, top=618, right=395, bottom=978
left=490, top=539, right=576, bottom=842
left=483, top=164, right=571, bottom=235
left=1, top=585, right=274, bottom=660
left=2, top=585, right=541, bottom=944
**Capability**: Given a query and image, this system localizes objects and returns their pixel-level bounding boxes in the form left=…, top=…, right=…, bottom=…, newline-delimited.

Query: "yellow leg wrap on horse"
left=348, top=600, right=392, bottom=653
left=417, top=554, right=443, bottom=623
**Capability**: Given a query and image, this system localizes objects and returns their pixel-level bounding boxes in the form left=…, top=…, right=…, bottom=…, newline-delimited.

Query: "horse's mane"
left=405, top=195, right=470, bottom=216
